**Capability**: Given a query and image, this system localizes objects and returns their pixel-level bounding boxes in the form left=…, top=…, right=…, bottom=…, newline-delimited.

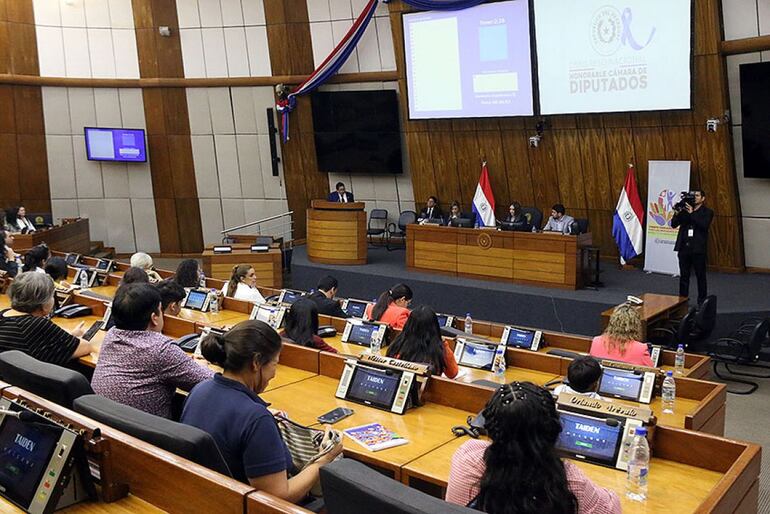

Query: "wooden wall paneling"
left=266, top=25, right=293, bottom=76
left=16, top=134, right=50, bottom=210
left=695, top=128, right=737, bottom=217
left=141, top=89, right=167, bottom=135
left=175, top=198, right=204, bottom=253
left=167, top=135, right=196, bottom=197
left=587, top=209, right=616, bottom=258
left=428, top=131, right=462, bottom=207
left=0, top=16, right=9, bottom=75
left=0, top=86, right=15, bottom=132
left=630, top=126, right=666, bottom=205
left=479, top=130, right=509, bottom=218
left=500, top=130, right=535, bottom=207
left=5, top=0, right=33, bottom=23
left=578, top=129, right=613, bottom=211
left=601, top=112, right=632, bottom=128
left=576, top=114, right=603, bottom=130
left=153, top=198, right=181, bottom=253
left=604, top=128, right=635, bottom=203
left=693, top=0, right=721, bottom=56
left=162, top=88, right=191, bottom=135
left=452, top=131, right=482, bottom=213
left=553, top=130, right=587, bottom=211
left=0, top=133, right=21, bottom=206
left=631, top=111, right=662, bottom=128
left=406, top=131, right=436, bottom=210
left=548, top=115, right=577, bottom=130
left=145, top=135, right=174, bottom=197
left=13, top=86, right=44, bottom=134
left=527, top=134, right=560, bottom=215
left=135, top=28, right=161, bottom=78
left=709, top=216, right=743, bottom=270
left=693, top=54, right=727, bottom=124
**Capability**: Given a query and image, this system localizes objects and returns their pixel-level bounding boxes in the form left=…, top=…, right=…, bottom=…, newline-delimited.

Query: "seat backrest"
left=369, top=209, right=388, bottom=221
left=73, top=394, right=231, bottom=477
left=695, top=295, right=717, bottom=333
left=747, top=319, right=770, bottom=358
left=0, top=350, right=93, bottom=409
left=677, top=308, right=697, bottom=348
left=320, top=458, right=477, bottom=514
left=521, top=207, right=543, bottom=229
left=576, top=218, right=589, bottom=234
left=398, top=211, right=417, bottom=230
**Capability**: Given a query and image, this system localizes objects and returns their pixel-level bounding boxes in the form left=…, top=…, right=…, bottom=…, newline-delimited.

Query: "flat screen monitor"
left=345, top=365, right=402, bottom=410
left=451, top=218, right=474, bottom=228
left=28, top=213, right=53, bottom=228
left=740, top=61, right=770, bottom=178
left=598, top=368, right=644, bottom=401
left=556, top=410, right=624, bottom=467
left=84, top=127, right=147, bottom=162
left=95, top=259, right=112, bottom=271
left=251, top=304, right=285, bottom=329
left=184, top=290, right=208, bottom=311
left=403, top=0, right=534, bottom=119
left=503, top=327, right=538, bottom=350
left=64, top=253, right=80, bottom=265
left=279, top=289, right=303, bottom=305
left=344, top=299, right=369, bottom=319
left=534, top=0, right=691, bottom=115
left=457, top=340, right=498, bottom=371
left=436, top=314, right=454, bottom=328
left=347, top=323, right=378, bottom=346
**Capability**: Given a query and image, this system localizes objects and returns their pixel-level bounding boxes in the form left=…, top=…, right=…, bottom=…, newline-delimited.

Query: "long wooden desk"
left=406, top=223, right=592, bottom=289
left=306, top=200, right=367, bottom=265
left=201, top=243, right=282, bottom=288
left=602, top=293, right=691, bottom=340
left=13, top=218, right=91, bottom=254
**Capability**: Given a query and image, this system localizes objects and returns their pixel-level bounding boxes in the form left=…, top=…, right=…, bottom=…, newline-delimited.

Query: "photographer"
left=671, top=190, right=713, bottom=304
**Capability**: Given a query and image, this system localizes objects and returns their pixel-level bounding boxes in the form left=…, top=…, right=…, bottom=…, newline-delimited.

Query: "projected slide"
left=534, top=0, right=691, bottom=114
left=403, top=0, right=533, bottom=119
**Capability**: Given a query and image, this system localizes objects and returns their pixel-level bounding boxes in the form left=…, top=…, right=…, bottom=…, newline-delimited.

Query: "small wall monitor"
left=500, top=326, right=543, bottom=351
left=84, top=127, right=147, bottom=162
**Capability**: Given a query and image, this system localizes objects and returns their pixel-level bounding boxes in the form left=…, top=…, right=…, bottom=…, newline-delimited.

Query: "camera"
left=674, top=191, right=696, bottom=211
left=706, top=118, right=719, bottom=133
left=528, top=135, right=541, bottom=148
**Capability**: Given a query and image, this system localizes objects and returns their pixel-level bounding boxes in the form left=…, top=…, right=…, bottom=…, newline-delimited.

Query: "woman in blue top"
left=181, top=320, right=342, bottom=503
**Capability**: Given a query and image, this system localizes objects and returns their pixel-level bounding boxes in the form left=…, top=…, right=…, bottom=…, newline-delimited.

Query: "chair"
left=0, top=350, right=93, bottom=409
left=690, top=295, right=717, bottom=342
left=521, top=207, right=543, bottom=230
left=707, top=319, right=770, bottom=394
left=367, top=209, right=389, bottom=246
left=387, top=210, right=417, bottom=250
left=649, top=307, right=696, bottom=349
left=570, top=218, right=589, bottom=235
left=320, top=458, right=477, bottom=514
left=73, top=394, right=231, bottom=476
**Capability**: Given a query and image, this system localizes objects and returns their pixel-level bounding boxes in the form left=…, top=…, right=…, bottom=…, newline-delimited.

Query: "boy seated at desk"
left=553, top=355, right=605, bottom=401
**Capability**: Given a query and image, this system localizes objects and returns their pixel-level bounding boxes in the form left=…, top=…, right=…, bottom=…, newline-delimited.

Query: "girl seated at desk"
left=222, top=264, right=266, bottom=304
left=589, top=304, right=654, bottom=367
left=181, top=320, right=343, bottom=504
left=446, top=382, right=620, bottom=513
left=365, top=283, right=412, bottom=330
left=22, top=244, right=49, bottom=273
left=281, top=298, right=337, bottom=353
left=386, top=305, right=458, bottom=378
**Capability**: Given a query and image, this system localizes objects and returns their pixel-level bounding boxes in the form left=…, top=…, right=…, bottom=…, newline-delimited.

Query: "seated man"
left=542, top=203, right=575, bottom=234
left=327, top=181, right=354, bottom=203
left=553, top=355, right=604, bottom=400
left=419, top=196, right=443, bottom=223
left=92, top=283, right=213, bottom=418
left=308, top=275, right=349, bottom=318
left=155, top=279, right=186, bottom=316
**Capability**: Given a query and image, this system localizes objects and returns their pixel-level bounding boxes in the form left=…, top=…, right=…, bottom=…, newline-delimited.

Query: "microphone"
left=0, top=408, right=37, bottom=422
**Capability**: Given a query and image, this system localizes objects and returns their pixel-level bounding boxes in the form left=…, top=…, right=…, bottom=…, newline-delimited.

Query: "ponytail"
left=226, top=264, right=252, bottom=297
left=370, top=283, right=412, bottom=321
left=201, top=331, right=228, bottom=365
left=201, top=320, right=281, bottom=372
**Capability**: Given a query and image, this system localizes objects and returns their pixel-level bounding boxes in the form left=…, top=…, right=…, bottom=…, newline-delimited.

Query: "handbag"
left=274, top=414, right=340, bottom=471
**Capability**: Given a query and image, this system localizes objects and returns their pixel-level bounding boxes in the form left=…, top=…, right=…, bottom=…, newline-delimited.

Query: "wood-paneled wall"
left=0, top=0, right=50, bottom=214
left=388, top=0, right=743, bottom=271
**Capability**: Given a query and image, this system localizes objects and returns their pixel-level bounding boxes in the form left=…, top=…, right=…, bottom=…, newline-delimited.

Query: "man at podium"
left=328, top=182, right=355, bottom=203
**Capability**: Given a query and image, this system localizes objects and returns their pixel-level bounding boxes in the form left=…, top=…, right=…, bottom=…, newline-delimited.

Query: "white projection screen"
left=534, top=0, right=692, bottom=115
left=403, top=0, right=534, bottom=119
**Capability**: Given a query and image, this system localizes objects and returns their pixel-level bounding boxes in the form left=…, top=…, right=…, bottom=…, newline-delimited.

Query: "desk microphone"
left=0, top=408, right=37, bottom=422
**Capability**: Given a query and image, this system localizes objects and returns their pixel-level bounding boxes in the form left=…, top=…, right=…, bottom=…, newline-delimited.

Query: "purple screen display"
left=403, top=0, right=533, bottom=119
left=85, top=127, right=147, bottom=162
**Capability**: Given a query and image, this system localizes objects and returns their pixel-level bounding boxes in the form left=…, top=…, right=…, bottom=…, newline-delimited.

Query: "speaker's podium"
left=306, top=200, right=366, bottom=265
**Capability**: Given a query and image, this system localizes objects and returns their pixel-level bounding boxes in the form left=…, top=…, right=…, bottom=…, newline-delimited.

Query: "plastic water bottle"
left=464, top=313, right=473, bottom=335
left=626, top=426, right=650, bottom=502
left=209, top=290, right=219, bottom=314
left=662, top=371, right=676, bottom=414
left=494, top=354, right=506, bottom=379
left=79, top=271, right=88, bottom=289
left=370, top=327, right=382, bottom=355
left=674, top=344, right=685, bottom=376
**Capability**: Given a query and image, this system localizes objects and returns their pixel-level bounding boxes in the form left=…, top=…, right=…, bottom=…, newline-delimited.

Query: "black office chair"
left=690, top=295, right=717, bottom=343
left=649, top=307, right=697, bottom=349
left=570, top=218, right=589, bottom=235
left=387, top=210, right=417, bottom=250
left=367, top=209, right=389, bottom=247
left=73, top=394, right=231, bottom=476
left=0, top=350, right=93, bottom=409
left=320, top=458, right=477, bottom=514
left=521, top=207, right=543, bottom=230
left=707, top=319, right=770, bottom=394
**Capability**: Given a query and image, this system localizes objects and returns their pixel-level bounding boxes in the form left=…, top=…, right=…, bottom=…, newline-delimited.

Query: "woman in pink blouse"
left=590, top=303, right=654, bottom=367
left=446, top=382, right=620, bottom=514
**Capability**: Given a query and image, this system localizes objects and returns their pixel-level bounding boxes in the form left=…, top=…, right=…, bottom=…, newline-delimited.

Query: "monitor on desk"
left=72, top=268, right=99, bottom=288
left=250, top=303, right=286, bottom=329
left=28, top=213, right=53, bottom=228
left=555, top=410, right=624, bottom=468
left=454, top=338, right=505, bottom=371
left=182, top=288, right=211, bottom=312
left=597, top=367, right=656, bottom=404
left=341, top=299, right=370, bottom=319
left=335, top=359, right=416, bottom=414
left=64, top=253, right=80, bottom=265
left=450, top=218, right=474, bottom=228
left=435, top=314, right=454, bottom=328
left=501, top=326, right=542, bottom=351
left=341, top=320, right=388, bottom=347
left=278, top=289, right=304, bottom=305
left=94, top=259, right=113, bottom=272
left=500, top=221, right=531, bottom=232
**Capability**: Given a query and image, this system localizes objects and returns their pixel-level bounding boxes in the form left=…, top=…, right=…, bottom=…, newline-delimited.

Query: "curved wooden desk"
left=306, top=200, right=366, bottom=265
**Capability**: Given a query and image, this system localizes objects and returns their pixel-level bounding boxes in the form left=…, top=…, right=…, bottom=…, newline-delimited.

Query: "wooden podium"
left=201, top=243, right=282, bottom=288
left=13, top=218, right=91, bottom=254
left=306, top=200, right=367, bottom=265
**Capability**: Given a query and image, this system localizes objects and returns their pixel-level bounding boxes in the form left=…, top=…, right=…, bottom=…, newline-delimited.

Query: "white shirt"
left=543, top=214, right=575, bottom=234
left=221, top=282, right=266, bottom=304
left=17, top=217, right=36, bottom=232
left=553, top=384, right=605, bottom=401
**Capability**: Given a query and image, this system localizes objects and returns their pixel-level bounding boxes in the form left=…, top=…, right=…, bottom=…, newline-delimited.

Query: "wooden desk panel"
left=13, top=219, right=91, bottom=255
left=306, top=201, right=366, bottom=265
left=407, top=225, right=591, bottom=289
left=1, top=494, right=165, bottom=513
left=202, top=244, right=282, bottom=288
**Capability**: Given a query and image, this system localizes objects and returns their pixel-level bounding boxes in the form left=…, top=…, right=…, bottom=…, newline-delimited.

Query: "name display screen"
left=505, top=327, right=535, bottom=349
left=598, top=368, right=643, bottom=400
left=95, top=260, right=110, bottom=270
left=403, top=0, right=534, bottom=119
left=185, top=290, right=208, bottom=310
left=349, top=324, right=377, bottom=346
left=0, top=414, right=60, bottom=508
left=84, top=127, right=147, bottom=162
left=281, top=290, right=303, bottom=304
left=344, top=300, right=368, bottom=318
left=346, top=366, right=401, bottom=409
left=436, top=314, right=450, bottom=327
left=459, top=341, right=497, bottom=370
left=556, top=411, right=623, bottom=465
left=253, top=305, right=280, bottom=324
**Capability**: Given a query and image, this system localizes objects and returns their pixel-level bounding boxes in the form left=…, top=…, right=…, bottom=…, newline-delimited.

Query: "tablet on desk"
left=341, top=299, right=371, bottom=319
left=501, top=326, right=543, bottom=351
left=341, top=320, right=387, bottom=347
left=182, top=288, right=211, bottom=312
left=454, top=338, right=505, bottom=371
left=555, top=410, right=626, bottom=468
left=250, top=303, right=286, bottom=329
left=436, top=313, right=455, bottom=328
left=597, top=367, right=656, bottom=404
left=278, top=289, right=304, bottom=305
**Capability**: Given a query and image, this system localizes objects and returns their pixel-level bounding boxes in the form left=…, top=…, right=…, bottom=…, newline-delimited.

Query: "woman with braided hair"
left=446, top=382, right=620, bottom=514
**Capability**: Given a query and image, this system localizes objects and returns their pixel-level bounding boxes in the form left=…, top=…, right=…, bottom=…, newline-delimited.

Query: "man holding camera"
left=671, top=190, right=714, bottom=304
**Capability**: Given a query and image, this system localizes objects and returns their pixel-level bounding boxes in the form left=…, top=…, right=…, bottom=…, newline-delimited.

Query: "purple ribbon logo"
left=621, top=8, right=656, bottom=50
left=590, top=6, right=656, bottom=56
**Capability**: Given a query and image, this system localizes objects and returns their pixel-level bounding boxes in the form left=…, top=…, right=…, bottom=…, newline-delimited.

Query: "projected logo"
left=648, top=189, right=677, bottom=228
left=590, top=6, right=656, bottom=56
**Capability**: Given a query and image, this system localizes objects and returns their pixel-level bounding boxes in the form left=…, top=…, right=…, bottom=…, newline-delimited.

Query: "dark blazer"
left=672, top=205, right=714, bottom=254
left=504, top=213, right=528, bottom=226
left=327, top=191, right=355, bottom=203
left=308, top=291, right=350, bottom=318
left=419, top=205, right=443, bottom=221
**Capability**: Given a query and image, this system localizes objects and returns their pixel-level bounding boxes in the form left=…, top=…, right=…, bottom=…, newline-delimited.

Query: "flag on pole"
left=612, top=164, right=645, bottom=264
left=472, top=161, right=496, bottom=227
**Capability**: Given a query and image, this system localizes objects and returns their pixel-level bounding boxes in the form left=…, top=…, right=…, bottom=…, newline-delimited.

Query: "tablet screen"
left=436, top=314, right=451, bottom=327
left=598, top=368, right=644, bottom=401
left=505, top=327, right=535, bottom=349
left=96, top=260, right=110, bottom=270
left=281, top=290, right=303, bottom=304
left=344, top=300, right=367, bottom=318
left=348, top=323, right=377, bottom=346
left=185, top=290, right=207, bottom=310
left=346, top=366, right=401, bottom=409
left=459, top=341, right=497, bottom=370
left=556, top=411, right=623, bottom=466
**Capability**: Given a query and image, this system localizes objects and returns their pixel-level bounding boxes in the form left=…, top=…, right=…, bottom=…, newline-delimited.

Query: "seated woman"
left=503, top=202, right=528, bottom=229
left=222, top=264, right=266, bottom=303
left=589, top=304, right=654, bottom=367
left=0, top=229, right=19, bottom=278
left=365, top=283, right=412, bottom=330
left=120, top=267, right=150, bottom=287
left=280, top=298, right=337, bottom=353
left=4, top=206, right=36, bottom=233
left=174, top=259, right=203, bottom=288
left=385, top=305, right=457, bottom=378
left=446, top=382, right=620, bottom=513
left=44, top=256, right=70, bottom=289
left=444, top=201, right=462, bottom=226
left=181, top=320, right=343, bottom=502
left=130, top=252, right=163, bottom=282
left=0, top=272, right=92, bottom=364
left=22, top=244, right=49, bottom=273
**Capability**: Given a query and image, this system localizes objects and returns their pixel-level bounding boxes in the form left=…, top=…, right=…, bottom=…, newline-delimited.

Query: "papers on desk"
left=344, top=423, right=408, bottom=452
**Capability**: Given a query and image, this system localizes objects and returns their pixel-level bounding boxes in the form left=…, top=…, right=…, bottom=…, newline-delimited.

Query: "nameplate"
left=557, top=393, right=653, bottom=422
left=359, top=353, right=430, bottom=376
left=213, top=245, right=232, bottom=253
left=601, top=359, right=661, bottom=375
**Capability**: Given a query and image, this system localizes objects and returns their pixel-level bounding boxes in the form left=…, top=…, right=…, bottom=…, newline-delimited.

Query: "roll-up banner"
left=644, top=161, right=691, bottom=275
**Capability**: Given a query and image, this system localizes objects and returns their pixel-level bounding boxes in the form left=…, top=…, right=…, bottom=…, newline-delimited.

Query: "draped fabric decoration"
left=276, top=0, right=489, bottom=143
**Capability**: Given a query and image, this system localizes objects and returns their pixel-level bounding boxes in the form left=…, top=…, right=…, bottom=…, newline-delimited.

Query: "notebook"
left=343, top=423, right=408, bottom=452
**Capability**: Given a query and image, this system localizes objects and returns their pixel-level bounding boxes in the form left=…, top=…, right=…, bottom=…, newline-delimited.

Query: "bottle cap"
left=634, top=426, right=647, bottom=436
left=466, top=312, right=471, bottom=316
left=677, top=344, right=683, bottom=349
left=666, top=370, right=673, bottom=377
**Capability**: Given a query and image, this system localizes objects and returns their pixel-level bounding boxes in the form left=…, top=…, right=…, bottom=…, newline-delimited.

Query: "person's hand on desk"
left=69, top=321, right=87, bottom=338
left=317, top=427, right=344, bottom=464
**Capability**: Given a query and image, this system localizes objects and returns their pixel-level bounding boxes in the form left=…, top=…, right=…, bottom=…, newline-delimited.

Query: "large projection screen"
left=403, top=0, right=534, bottom=119
left=534, top=0, right=691, bottom=115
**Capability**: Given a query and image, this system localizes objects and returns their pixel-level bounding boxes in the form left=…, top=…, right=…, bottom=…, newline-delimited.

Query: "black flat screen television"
left=311, top=90, right=403, bottom=174
left=740, top=61, right=770, bottom=178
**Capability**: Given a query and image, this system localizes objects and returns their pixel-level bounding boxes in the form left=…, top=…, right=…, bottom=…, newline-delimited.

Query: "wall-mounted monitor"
left=84, top=127, right=147, bottom=162
left=403, top=0, right=534, bottom=119
left=740, top=61, right=770, bottom=179
left=534, top=0, right=692, bottom=115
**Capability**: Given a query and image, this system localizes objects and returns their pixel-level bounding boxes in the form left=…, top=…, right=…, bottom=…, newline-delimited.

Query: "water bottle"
left=79, top=271, right=89, bottom=289
left=370, top=327, right=382, bottom=355
left=674, top=344, right=685, bottom=376
left=209, top=290, right=219, bottom=314
left=494, top=353, right=506, bottom=379
left=662, top=370, right=676, bottom=414
left=626, top=426, right=650, bottom=502
left=464, top=313, right=473, bottom=335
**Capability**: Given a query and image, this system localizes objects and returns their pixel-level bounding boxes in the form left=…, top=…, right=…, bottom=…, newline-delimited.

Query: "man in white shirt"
left=542, top=203, right=575, bottom=234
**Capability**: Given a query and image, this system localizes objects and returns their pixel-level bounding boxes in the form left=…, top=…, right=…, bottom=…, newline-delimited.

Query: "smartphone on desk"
left=317, top=407, right=354, bottom=424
